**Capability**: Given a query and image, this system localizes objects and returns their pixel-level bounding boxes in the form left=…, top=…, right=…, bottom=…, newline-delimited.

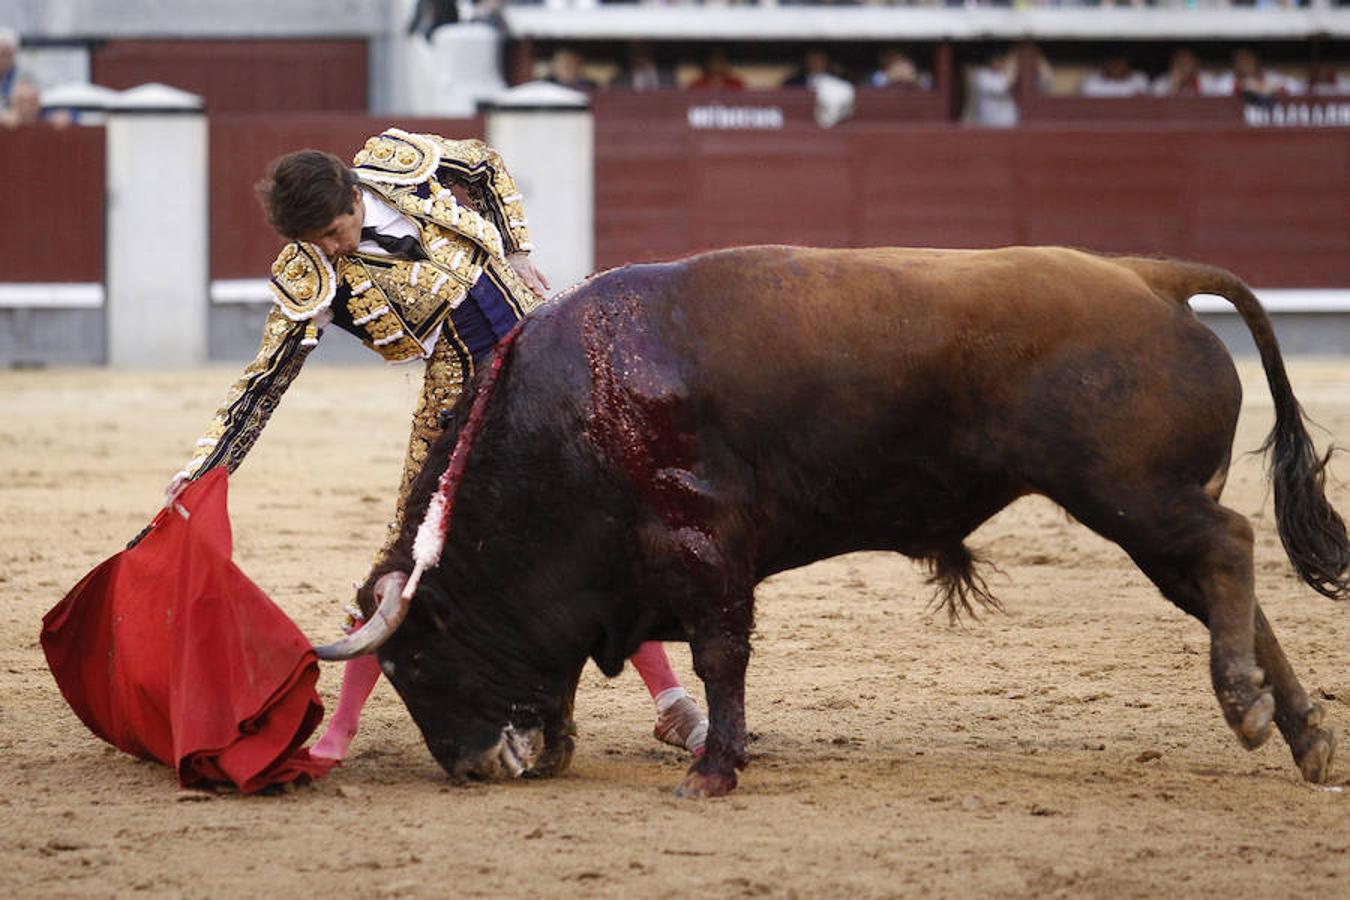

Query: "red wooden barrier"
left=591, top=89, right=947, bottom=269
left=209, top=115, right=484, bottom=279
left=0, top=125, right=104, bottom=282
left=93, top=40, right=369, bottom=113
left=595, top=117, right=1350, bottom=288
left=1021, top=95, right=1246, bottom=123
left=1, top=111, right=1345, bottom=292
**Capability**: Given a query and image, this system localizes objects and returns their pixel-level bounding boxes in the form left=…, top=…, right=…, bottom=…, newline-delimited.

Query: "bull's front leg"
left=640, top=495, right=756, bottom=796
left=677, top=626, right=752, bottom=798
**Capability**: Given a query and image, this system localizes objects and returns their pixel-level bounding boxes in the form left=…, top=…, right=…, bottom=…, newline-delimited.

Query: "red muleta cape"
left=41, top=469, right=338, bottom=793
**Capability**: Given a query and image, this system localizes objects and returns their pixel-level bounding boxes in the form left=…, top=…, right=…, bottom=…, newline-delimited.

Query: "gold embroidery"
left=427, top=136, right=492, bottom=169
left=269, top=242, right=336, bottom=320
left=336, top=259, right=433, bottom=363
left=352, top=128, right=441, bottom=187
left=486, top=255, right=547, bottom=315
left=185, top=306, right=316, bottom=477
left=377, top=333, right=467, bottom=560
left=421, top=220, right=485, bottom=287
left=391, top=188, right=505, bottom=261
left=427, top=136, right=533, bottom=253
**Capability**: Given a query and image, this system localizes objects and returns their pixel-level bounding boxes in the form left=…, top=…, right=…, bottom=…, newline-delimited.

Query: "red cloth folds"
left=41, top=469, right=338, bottom=793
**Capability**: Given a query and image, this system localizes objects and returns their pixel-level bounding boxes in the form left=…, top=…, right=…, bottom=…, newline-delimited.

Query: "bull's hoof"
left=529, top=734, right=575, bottom=779
left=1234, top=692, right=1276, bottom=750
left=674, top=768, right=737, bottom=799
left=1296, top=730, right=1336, bottom=784
left=1292, top=708, right=1336, bottom=784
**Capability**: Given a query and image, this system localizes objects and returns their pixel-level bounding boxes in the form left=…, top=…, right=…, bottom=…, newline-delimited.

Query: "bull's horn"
left=313, top=571, right=411, bottom=661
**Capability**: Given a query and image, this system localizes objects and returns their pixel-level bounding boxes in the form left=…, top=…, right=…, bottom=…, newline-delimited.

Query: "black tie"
left=360, top=226, right=427, bottom=261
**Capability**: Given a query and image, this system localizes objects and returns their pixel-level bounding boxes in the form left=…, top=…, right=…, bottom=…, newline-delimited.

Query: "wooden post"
left=1016, top=40, right=1040, bottom=109
left=506, top=38, right=535, bottom=87
left=934, top=40, right=957, bottom=122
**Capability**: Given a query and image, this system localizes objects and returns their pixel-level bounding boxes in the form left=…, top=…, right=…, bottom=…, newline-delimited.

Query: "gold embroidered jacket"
left=179, top=129, right=543, bottom=503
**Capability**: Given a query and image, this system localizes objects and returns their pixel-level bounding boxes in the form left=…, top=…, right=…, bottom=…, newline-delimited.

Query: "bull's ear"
left=354, top=576, right=380, bottom=620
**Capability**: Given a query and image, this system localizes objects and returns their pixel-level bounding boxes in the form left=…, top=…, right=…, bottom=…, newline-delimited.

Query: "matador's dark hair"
left=255, top=149, right=359, bottom=239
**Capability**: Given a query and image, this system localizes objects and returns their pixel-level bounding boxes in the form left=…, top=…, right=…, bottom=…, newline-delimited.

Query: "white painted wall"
left=105, top=101, right=208, bottom=366
left=486, top=84, right=594, bottom=295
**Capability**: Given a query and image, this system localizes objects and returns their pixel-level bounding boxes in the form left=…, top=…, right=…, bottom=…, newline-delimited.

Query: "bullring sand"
left=1, top=359, right=1347, bottom=897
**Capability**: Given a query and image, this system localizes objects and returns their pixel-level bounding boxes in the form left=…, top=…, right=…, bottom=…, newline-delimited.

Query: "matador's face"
left=299, top=186, right=365, bottom=260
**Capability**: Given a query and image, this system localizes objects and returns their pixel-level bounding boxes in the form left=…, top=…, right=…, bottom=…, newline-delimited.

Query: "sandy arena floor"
left=2, top=356, right=1348, bottom=898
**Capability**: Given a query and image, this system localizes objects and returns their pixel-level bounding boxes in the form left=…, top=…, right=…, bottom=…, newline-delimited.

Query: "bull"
left=318, top=245, right=1348, bottom=797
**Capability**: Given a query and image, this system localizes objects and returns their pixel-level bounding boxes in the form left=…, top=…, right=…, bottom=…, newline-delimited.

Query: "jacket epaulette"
left=269, top=241, right=336, bottom=322
left=352, top=128, right=442, bottom=187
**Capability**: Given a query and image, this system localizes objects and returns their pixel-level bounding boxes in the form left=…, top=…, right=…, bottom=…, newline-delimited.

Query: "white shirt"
left=1205, top=70, right=1306, bottom=98
left=967, top=66, right=1019, bottom=127
left=1080, top=72, right=1150, bottom=98
left=357, top=189, right=421, bottom=257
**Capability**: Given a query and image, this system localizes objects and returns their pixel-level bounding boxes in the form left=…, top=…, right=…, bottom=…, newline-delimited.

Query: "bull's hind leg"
left=1254, top=605, right=1337, bottom=782
left=1061, top=484, right=1279, bottom=753
left=1127, top=513, right=1335, bottom=780
left=1126, top=502, right=1277, bottom=750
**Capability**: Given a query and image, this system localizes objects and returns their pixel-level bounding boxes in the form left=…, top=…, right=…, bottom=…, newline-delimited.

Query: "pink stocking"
left=629, top=641, right=682, bottom=699
left=310, top=654, right=381, bottom=761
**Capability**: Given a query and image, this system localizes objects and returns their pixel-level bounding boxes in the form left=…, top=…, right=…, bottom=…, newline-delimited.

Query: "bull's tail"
left=1125, top=256, right=1350, bottom=600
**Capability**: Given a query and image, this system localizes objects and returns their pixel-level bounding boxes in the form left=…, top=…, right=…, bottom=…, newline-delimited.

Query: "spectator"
left=0, top=79, right=61, bottom=129
left=1079, top=49, right=1149, bottom=97
left=868, top=48, right=931, bottom=91
left=0, top=28, right=18, bottom=111
left=1308, top=62, right=1350, bottom=97
left=1211, top=47, right=1305, bottom=102
left=546, top=47, right=598, bottom=91
left=611, top=41, right=673, bottom=91
left=407, top=0, right=457, bottom=41
left=963, top=44, right=1051, bottom=128
left=468, top=0, right=507, bottom=33
left=1152, top=47, right=1208, bottom=97
left=688, top=47, right=745, bottom=91
left=781, top=47, right=835, bottom=88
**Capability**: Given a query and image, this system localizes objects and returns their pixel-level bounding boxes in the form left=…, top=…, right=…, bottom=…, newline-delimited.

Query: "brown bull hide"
left=364, top=246, right=1347, bottom=796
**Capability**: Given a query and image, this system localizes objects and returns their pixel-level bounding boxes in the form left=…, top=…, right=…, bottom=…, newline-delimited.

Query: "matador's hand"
left=163, top=472, right=190, bottom=508
left=127, top=471, right=189, bottom=549
left=508, top=251, right=551, bottom=300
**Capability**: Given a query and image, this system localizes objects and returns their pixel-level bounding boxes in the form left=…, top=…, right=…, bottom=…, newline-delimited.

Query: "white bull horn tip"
left=312, top=571, right=412, bottom=661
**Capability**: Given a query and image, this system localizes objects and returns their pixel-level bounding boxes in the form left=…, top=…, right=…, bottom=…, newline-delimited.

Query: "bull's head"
left=313, top=569, right=578, bottom=782
left=310, top=320, right=589, bottom=780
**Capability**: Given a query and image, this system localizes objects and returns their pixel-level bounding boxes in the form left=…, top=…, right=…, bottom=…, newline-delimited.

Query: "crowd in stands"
left=542, top=40, right=1348, bottom=99
left=536, top=39, right=1350, bottom=125
left=2, top=14, right=1348, bottom=131
left=1079, top=46, right=1349, bottom=99
left=544, top=42, right=940, bottom=92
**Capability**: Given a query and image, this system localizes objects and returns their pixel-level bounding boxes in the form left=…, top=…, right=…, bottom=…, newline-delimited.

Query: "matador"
left=168, top=128, right=708, bottom=763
